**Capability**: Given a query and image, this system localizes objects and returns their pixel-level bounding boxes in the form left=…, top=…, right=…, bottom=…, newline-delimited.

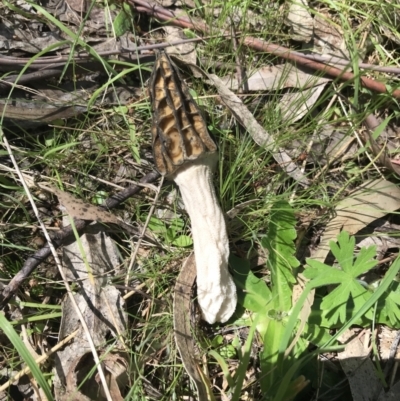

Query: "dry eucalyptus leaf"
left=207, top=73, right=310, bottom=187
left=280, top=81, right=328, bottom=122
left=313, top=14, right=349, bottom=58
left=312, top=179, right=400, bottom=262
left=209, top=6, right=264, bottom=29
left=0, top=29, right=65, bottom=54
left=379, top=326, right=400, bottom=363
left=38, top=183, right=118, bottom=223
left=284, top=5, right=348, bottom=123
left=38, top=183, right=151, bottom=242
left=37, top=183, right=141, bottom=234
left=220, top=63, right=330, bottom=92
left=286, top=0, right=314, bottom=42
left=164, top=26, right=200, bottom=77
left=66, top=0, right=88, bottom=12
left=165, top=26, right=196, bottom=61
left=219, top=62, right=331, bottom=124
left=62, top=352, right=127, bottom=401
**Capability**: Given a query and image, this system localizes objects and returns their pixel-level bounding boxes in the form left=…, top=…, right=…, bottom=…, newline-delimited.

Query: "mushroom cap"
left=149, top=51, right=217, bottom=177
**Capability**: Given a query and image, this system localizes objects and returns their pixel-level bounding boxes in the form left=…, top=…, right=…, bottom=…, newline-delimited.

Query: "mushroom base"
left=173, top=158, right=237, bottom=324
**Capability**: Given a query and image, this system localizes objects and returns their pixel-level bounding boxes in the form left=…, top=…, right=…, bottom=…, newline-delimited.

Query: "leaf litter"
left=2, top=0, right=400, bottom=400
left=54, top=216, right=128, bottom=401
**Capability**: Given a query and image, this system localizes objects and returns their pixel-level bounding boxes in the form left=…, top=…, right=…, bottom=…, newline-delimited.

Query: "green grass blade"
left=262, top=200, right=298, bottom=312
left=26, top=1, right=117, bottom=77
left=231, top=316, right=258, bottom=401
left=0, top=313, right=54, bottom=400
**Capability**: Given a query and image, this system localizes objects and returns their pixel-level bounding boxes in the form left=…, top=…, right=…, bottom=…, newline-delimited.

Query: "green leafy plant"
left=113, top=3, right=134, bottom=37
left=147, top=216, right=193, bottom=247
left=304, top=230, right=377, bottom=325
left=231, top=200, right=304, bottom=400
left=230, top=201, right=400, bottom=400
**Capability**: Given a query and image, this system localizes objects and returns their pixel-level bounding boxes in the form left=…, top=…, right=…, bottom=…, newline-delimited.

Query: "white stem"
left=173, top=158, right=237, bottom=324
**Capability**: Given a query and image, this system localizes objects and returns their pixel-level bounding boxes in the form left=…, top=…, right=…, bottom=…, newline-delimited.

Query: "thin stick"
left=0, top=330, right=79, bottom=392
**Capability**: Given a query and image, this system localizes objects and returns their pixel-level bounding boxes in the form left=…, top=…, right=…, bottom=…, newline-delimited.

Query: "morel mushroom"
left=149, top=52, right=237, bottom=324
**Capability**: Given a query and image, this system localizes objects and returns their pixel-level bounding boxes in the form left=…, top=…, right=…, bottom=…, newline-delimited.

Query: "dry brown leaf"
left=313, top=14, right=349, bottom=58
left=38, top=183, right=121, bottom=224
left=66, top=0, right=88, bottom=12
left=164, top=26, right=197, bottom=67
left=378, top=326, right=400, bottom=361
left=284, top=5, right=349, bottom=122
left=37, top=183, right=143, bottom=237
left=280, top=81, right=328, bottom=122
left=208, top=6, right=264, bottom=29
left=313, top=179, right=400, bottom=262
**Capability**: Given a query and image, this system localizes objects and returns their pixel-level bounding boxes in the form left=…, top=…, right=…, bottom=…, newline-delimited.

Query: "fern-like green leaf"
left=261, top=200, right=299, bottom=312
left=231, top=255, right=272, bottom=313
